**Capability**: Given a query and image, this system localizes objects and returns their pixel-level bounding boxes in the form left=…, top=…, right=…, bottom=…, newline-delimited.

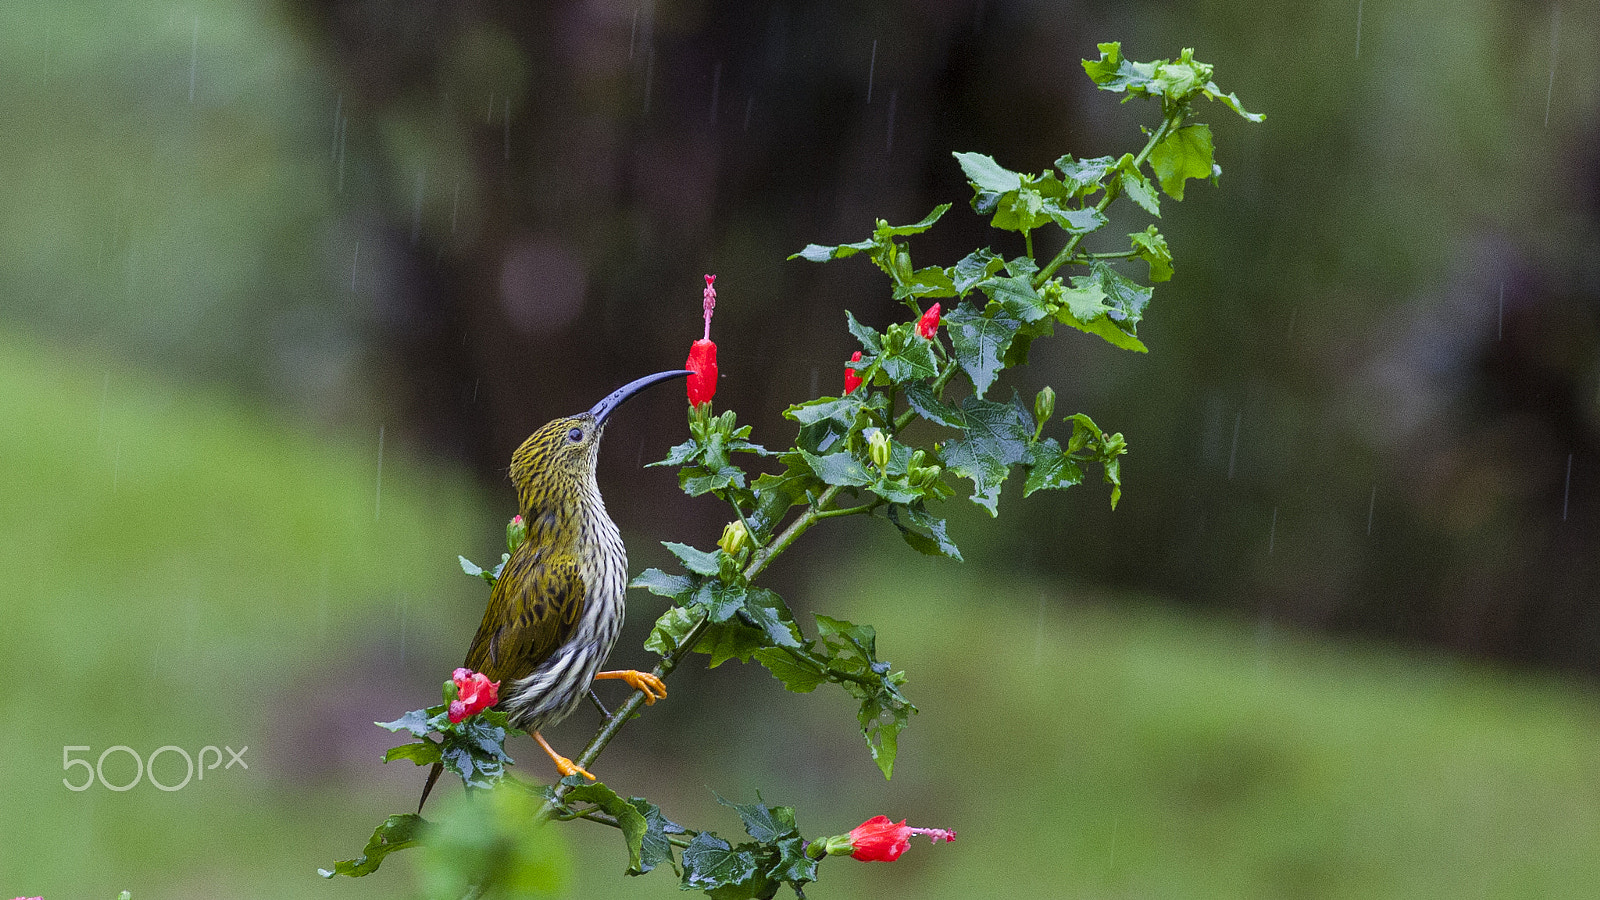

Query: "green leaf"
left=878, top=331, right=939, bottom=382
left=859, top=702, right=907, bottom=780
left=751, top=648, right=828, bottom=693
left=799, top=449, right=875, bottom=488
left=938, top=393, right=1035, bottom=515
left=903, top=381, right=965, bottom=428
left=953, top=151, right=1023, bottom=194
left=887, top=503, right=963, bottom=560
left=383, top=740, right=442, bottom=767
left=788, top=239, right=874, bottom=262
left=1202, top=80, right=1265, bottom=122
left=680, top=833, right=761, bottom=894
left=1058, top=277, right=1110, bottom=324
left=874, top=203, right=952, bottom=237
left=814, top=615, right=916, bottom=779
left=949, top=248, right=1003, bottom=295
left=893, top=265, right=958, bottom=300
left=648, top=439, right=699, bottom=467
left=439, top=715, right=515, bottom=790
left=1128, top=225, right=1174, bottom=282
left=749, top=462, right=817, bottom=536
left=1117, top=158, right=1161, bottom=217
left=844, top=311, right=883, bottom=354
left=645, top=606, right=700, bottom=657
left=718, top=793, right=799, bottom=843
left=693, top=580, right=750, bottom=623
left=1058, top=273, right=1147, bottom=352
left=1149, top=123, right=1213, bottom=201
left=1055, top=154, right=1116, bottom=197
left=1023, top=437, right=1086, bottom=497
left=628, top=797, right=687, bottom=876
left=739, top=588, right=805, bottom=648
left=630, top=568, right=695, bottom=602
left=1082, top=42, right=1158, bottom=94
left=980, top=273, right=1051, bottom=323
left=662, top=542, right=721, bottom=576
left=768, top=835, right=819, bottom=887
left=681, top=463, right=747, bottom=497
left=376, top=708, right=438, bottom=738
left=457, top=555, right=483, bottom=578
left=1091, top=260, right=1154, bottom=329
left=1041, top=200, right=1109, bottom=234
left=564, top=781, right=651, bottom=875
left=815, top=615, right=880, bottom=679
left=696, top=620, right=770, bottom=668
left=943, top=304, right=1020, bottom=398
left=319, top=814, right=425, bottom=878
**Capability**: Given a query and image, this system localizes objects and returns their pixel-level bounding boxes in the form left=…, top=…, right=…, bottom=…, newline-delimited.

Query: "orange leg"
left=594, top=669, right=668, bottom=704
left=534, top=731, right=594, bottom=781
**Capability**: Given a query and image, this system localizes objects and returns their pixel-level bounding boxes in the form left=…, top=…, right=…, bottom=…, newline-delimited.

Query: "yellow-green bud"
left=868, top=430, right=891, bottom=471
left=1034, top=386, right=1056, bottom=435
left=909, top=449, right=925, bottom=469
left=718, top=519, right=750, bottom=556
left=506, top=514, right=528, bottom=553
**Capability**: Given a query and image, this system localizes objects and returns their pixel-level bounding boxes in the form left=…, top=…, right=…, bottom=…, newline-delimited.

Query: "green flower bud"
left=1034, top=386, right=1056, bottom=424
left=909, top=449, right=926, bottom=469
left=718, top=519, right=750, bottom=557
left=1034, top=386, right=1056, bottom=435
left=868, top=430, right=891, bottom=471
left=506, top=515, right=528, bottom=553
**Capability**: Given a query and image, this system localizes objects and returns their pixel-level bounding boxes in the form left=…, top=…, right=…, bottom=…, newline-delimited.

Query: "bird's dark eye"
left=567, top=427, right=583, bottom=443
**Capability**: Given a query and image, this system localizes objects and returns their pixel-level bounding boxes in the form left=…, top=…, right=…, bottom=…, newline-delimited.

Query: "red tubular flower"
left=686, top=275, right=719, bottom=405
left=448, top=667, right=501, bottom=724
left=916, top=303, right=941, bottom=340
left=844, top=350, right=864, bottom=395
left=841, top=815, right=956, bottom=862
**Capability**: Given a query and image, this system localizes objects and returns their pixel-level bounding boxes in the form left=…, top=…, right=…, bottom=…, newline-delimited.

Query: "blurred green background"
left=4, top=0, right=1600, bottom=897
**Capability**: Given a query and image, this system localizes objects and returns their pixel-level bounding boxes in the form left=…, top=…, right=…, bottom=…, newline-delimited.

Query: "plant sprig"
left=326, top=42, right=1259, bottom=899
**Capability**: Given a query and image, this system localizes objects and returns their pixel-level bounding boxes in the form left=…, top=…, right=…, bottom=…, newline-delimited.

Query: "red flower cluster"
left=916, top=303, right=941, bottom=340
left=448, top=667, right=500, bottom=724
left=686, top=275, right=719, bottom=406
left=844, top=350, right=864, bottom=394
left=845, top=815, right=956, bottom=862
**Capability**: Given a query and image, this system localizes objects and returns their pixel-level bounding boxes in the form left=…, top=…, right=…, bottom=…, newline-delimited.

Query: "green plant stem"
left=571, top=808, right=697, bottom=849
left=812, top=502, right=875, bottom=520
left=1033, top=110, right=1184, bottom=286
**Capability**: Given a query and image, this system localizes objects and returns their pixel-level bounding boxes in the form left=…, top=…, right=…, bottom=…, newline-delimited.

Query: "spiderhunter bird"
left=419, top=368, right=692, bottom=811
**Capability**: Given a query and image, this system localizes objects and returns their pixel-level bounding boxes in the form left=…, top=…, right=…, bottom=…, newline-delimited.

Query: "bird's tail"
left=418, top=761, right=444, bottom=813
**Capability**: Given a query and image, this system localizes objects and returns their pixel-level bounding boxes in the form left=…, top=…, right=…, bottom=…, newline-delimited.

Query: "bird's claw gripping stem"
left=595, top=669, right=668, bottom=705
left=535, top=731, right=595, bottom=781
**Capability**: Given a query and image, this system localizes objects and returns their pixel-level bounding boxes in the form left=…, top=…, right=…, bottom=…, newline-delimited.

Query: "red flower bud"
left=838, top=815, right=956, bottom=862
left=844, top=351, right=864, bottom=395
left=686, top=339, right=718, bottom=406
left=686, top=275, right=719, bottom=406
left=447, top=667, right=501, bottom=723
left=916, top=303, right=941, bottom=340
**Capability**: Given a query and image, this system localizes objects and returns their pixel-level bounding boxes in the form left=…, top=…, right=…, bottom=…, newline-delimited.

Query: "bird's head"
left=509, top=369, right=692, bottom=513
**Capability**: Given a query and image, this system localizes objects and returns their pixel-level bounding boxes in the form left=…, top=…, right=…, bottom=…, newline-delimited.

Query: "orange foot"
left=595, top=669, right=668, bottom=705
left=534, top=731, right=594, bottom=781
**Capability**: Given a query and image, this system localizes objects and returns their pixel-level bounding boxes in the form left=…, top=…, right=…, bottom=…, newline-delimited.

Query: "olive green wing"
left=463, top=541, right=586, bottom=683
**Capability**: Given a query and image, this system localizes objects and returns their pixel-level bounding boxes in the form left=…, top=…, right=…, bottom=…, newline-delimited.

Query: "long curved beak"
left=588, top=369, right=693, bottom=424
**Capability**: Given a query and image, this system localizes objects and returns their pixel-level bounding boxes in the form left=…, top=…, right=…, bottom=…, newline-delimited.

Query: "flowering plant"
left=326, top=42, right=1258, bottom=897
